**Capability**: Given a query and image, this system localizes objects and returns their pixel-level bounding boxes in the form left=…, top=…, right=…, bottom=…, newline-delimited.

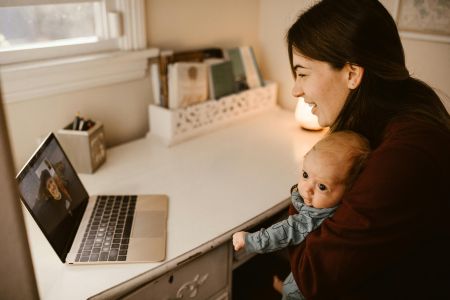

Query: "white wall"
left=258, top=0, right=450, bottom=110
left=402, top=38, right=450, bottom=111
left=4, top=77, right=154, bottom=170
left=3, top=0, right=261, bottom=170
left=146, top=0, right=260, bottom=52
left=3, top=0, right=449, bottom=169
left=258, top=0, right=317, bottom=111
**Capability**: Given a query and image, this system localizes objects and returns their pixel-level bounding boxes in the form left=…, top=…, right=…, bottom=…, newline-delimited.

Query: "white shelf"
left=148, top=81, right=277, bottom=145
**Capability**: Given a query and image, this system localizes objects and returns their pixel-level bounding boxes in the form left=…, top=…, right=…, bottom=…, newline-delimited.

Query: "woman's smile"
left=305, top=100, right=318, bottom=115
left=291, top=51, right=353, bottom=127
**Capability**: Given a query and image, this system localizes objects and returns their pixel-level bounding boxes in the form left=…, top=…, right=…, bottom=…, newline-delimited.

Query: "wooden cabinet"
left=109, top=200, right=292, bottom=299
left=123, top=243, right=231, bottom=300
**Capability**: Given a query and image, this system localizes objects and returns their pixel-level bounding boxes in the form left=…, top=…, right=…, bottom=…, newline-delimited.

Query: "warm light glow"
left=294, top=97, right=322, bottom=130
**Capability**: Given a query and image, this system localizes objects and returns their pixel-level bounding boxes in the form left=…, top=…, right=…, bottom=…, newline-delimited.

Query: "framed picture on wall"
left=392, top=0, right=450, bottom=43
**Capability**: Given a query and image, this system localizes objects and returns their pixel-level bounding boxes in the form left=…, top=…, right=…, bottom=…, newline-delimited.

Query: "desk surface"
left=24, top=107, right=325, bottom=299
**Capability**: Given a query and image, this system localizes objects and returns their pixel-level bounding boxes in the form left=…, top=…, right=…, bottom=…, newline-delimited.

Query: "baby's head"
left=298, top=131, right=370, bottom=208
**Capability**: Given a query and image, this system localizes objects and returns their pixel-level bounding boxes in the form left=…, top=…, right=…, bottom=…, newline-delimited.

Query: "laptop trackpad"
left=131, top=211, right=165, bottom=238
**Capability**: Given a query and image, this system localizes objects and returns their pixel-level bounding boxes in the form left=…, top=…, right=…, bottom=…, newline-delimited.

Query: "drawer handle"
left=175, top=273, right=209, bottom=299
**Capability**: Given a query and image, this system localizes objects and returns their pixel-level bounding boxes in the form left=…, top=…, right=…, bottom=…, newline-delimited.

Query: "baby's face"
left=298, top=149, right=347, bottom=208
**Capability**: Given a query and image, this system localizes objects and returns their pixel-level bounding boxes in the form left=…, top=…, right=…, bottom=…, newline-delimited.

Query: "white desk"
left=24, top=107, right=325, bottom=299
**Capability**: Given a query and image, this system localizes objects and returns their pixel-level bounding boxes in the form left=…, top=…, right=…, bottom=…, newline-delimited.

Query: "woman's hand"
left=232, top=231, right=247, bottom=251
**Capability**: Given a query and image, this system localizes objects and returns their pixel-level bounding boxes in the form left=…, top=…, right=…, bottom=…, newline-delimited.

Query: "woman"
left=285, top=0, right=450, bottom=299
left=35, top=169, right=73, bottom=234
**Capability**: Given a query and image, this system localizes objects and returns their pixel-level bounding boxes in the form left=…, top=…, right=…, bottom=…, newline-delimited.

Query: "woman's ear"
left=345, top=63, right=364, bottom=89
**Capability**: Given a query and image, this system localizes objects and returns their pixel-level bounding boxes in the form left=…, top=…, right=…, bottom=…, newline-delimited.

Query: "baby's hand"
left=232, top=231, right=247, bottom=251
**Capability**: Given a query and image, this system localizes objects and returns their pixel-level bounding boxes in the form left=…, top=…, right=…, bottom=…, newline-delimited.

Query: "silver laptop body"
left=16, top=133, right=168, bottom=264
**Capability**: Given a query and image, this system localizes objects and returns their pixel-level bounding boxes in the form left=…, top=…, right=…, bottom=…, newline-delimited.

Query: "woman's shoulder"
left=382, top=115, right=450, bottom=150
left=371, top=114, right=450, bottom=175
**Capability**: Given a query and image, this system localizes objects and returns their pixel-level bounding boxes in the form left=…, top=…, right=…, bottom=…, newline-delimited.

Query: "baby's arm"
left=244, top=214, right=304, bottom=253
left=230, top=215, right=307, bottom=253
left=245, top=208, right=335, bottom=253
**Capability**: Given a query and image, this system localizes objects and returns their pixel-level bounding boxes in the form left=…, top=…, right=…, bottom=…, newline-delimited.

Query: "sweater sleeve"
left=245, top=207, right=335, bottom=254
left=289, top=120, right=450, bottom=299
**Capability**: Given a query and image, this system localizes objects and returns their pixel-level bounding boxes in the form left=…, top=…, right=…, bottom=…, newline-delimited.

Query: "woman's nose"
left=291, top=80, right=304, bottom=98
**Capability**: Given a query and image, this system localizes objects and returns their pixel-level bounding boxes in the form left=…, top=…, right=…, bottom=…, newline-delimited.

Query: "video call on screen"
left=18, top=138, right=87, bottom=238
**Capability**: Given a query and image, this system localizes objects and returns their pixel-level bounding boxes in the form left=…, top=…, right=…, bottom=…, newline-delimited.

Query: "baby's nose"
left=305, top=184, right=314, bottom=195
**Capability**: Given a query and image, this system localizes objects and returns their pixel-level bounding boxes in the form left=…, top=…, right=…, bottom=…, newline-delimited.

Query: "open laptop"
left=16, top=132, right=168, bottom=264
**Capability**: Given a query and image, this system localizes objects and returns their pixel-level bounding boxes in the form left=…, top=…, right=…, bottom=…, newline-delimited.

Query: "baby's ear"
left=345, top=63, right=364, bottom=89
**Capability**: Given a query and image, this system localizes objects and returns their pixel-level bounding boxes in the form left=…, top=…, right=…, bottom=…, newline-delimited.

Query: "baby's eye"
left=297, top=74, right=306, bottom=78
left=318, top=183, right=327, bottom=191
left=302, top=171, right=308, bottom=179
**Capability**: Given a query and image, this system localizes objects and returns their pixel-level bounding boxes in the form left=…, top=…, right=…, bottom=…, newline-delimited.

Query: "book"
left=158, top=50, right=175, bottom=108
left=151, top=48, right=224, bottom=108
left=148, top=49, right=175, bottom=108
left=168, top=62, right=208, bottom=109
left=205, top=59, right=236, bottom=100
left=149, top=56, right=161, bottom=106
left=239, top=46, right=264, bottom=89
left=225, top=46, right=264, bottom=91
left=172, top=47, right=224, bottom=63
left=225, top=47, right=249, bottom=92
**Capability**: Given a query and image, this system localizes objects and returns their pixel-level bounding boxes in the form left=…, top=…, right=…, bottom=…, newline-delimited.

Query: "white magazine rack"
left=148, top=81, right=277, bottom=146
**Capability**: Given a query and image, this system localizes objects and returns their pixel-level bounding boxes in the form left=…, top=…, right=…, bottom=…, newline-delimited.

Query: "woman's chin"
left=317, top=119, right=330, bottom=128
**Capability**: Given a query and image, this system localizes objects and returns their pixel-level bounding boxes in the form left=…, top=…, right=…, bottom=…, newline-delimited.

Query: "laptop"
left=16, top=132, right=168, bottom=264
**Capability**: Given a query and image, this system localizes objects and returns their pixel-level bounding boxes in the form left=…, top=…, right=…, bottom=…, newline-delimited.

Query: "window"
left=0, top=0, right=157, bottom=103
left=0, top=1, right=118, bottom=64
left=1, top=3, right=99, bottom=48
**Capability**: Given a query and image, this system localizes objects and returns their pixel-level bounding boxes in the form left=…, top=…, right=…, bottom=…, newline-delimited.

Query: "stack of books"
left=150, top=46, right=264, bottom=110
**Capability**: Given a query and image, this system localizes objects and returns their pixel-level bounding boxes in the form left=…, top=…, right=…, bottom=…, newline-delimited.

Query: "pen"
left=72, top=112, right=81, bottom=130
left=78, top=118, right=85, bottom=131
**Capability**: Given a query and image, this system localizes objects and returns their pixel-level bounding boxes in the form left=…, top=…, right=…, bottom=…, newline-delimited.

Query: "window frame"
left=0, top=0, right=154, bottom=103
left=0, top=0, right=118, bottom=64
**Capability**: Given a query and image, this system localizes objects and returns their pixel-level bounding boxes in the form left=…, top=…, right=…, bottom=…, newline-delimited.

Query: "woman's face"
left=46, top=177, right=61, bottom=200
left=291, top=50, right=350, bottom=127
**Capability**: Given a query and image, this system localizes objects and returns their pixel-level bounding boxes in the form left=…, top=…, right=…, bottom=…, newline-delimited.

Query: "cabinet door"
left=123, top=243, right=230, bottom=300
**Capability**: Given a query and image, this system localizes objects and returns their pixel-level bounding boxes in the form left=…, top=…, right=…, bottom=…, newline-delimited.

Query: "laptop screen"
left=17, top=133, right=88, bottom=262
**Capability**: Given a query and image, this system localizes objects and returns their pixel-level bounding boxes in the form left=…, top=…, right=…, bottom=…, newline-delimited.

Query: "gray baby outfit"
left=244, top=185, right=337, bottom=300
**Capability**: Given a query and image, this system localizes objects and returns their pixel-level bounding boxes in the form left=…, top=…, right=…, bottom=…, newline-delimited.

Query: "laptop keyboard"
left=75, top=195, right=136, bottom=262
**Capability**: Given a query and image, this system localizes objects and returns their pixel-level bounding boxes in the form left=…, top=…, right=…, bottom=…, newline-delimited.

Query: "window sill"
left=0, top=48, right=159, bottom=103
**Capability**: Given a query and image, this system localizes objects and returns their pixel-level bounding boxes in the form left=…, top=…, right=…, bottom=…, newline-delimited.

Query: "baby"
left=232, top=130, right=370, bottom=299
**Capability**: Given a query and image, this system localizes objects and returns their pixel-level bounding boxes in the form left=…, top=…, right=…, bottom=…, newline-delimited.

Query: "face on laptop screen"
left=17, top=134, right=88, bottom=261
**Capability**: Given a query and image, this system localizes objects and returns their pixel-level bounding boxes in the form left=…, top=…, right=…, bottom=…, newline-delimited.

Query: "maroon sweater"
left=289, top=116, right=450, bottom=299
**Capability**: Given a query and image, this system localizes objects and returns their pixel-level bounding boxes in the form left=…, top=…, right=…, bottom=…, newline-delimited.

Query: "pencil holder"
left=56, top=121, right=106, bottom=173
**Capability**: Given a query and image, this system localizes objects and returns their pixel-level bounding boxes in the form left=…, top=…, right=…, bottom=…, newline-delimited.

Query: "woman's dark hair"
left=287, top=0, right=450, bottom=147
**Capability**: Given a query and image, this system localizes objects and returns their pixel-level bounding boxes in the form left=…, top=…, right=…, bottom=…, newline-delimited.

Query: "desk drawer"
left=123, top=243, right=230, bottom=300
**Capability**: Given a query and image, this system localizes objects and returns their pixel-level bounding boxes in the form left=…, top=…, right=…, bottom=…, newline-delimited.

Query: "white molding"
left=0, top=0, right=149, bottom=103
left=0, top=39, right=118, bottom=65
left=0, top=0, right=93, bottom=6
left=0, top=0, right=148, bottom=64
left=0, top=48, right=159, bottom=103
left=115, top=0, right=147, bottom=50
left=394, top=0, right=450, bottom=44
left=399, top=31, right=450, bottom=44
